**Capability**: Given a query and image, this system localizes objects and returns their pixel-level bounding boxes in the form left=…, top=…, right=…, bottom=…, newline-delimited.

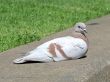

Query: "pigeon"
left=13, top=22, right=89, bottom=64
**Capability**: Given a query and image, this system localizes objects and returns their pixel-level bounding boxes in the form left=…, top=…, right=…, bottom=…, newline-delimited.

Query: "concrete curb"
left=0, top=15, right=110, bottom=82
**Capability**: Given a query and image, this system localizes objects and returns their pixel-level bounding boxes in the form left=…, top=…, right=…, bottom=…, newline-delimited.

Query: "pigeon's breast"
left=61, top=36, right=88, bottom=59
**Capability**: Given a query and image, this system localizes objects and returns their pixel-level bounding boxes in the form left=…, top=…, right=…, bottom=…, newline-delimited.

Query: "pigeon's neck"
left=75, top=31, right=86, bottom=37
left=72, top=31, right=89, bottom=47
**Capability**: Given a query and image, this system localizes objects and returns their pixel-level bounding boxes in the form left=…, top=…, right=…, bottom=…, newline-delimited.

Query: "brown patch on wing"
left=48, top=43, right=57, bottom=57
left=54, top=43, right=72, bottom=60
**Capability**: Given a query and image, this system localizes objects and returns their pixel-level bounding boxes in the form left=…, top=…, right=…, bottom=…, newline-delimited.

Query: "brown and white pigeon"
left=13, top=22, right=89, bottom=64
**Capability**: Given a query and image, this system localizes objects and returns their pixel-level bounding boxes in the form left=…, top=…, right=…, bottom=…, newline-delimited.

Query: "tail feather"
left=13, top=57, right=26, bottom=64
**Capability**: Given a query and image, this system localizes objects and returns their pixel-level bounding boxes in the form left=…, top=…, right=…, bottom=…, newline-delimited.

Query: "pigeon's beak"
left=83, top=29, right=87, bottom=33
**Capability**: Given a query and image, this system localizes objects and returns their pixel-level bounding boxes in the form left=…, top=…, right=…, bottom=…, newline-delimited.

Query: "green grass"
left=0, top=0, right=110, bottom=52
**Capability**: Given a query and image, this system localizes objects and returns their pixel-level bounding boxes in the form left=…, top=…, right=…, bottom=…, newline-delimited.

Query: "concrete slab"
left=0, top=15, right=110, bottom=82
left=86, top=66, right=110, bottom=82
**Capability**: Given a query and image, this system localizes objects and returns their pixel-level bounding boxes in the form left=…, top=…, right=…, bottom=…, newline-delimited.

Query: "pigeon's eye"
left=78, top=26, right=81, bottom=28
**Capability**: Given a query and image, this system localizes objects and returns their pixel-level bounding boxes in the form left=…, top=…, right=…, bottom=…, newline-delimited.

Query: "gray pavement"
left=0, top=15, right=110, bottom=82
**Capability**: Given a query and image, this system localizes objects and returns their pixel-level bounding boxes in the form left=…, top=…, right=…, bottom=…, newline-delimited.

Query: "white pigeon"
left=13, top=22, right=89, bottom=64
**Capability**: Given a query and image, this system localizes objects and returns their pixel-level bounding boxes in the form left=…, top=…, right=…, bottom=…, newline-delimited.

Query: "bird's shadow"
left=15, top=56, right=87, bottom=64
left=14, top=61, right=44, bottom=64
left=78, top=55, right=87, bottom=59
left=25, top=61, right=44, bottom=64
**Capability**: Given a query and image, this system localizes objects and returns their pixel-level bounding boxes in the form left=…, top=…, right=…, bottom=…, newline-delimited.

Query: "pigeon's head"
left=74, top=22, right=87, bottom=33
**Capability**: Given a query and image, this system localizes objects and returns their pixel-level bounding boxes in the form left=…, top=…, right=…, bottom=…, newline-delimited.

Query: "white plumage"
left=13, top=22, right=89, bottom=64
